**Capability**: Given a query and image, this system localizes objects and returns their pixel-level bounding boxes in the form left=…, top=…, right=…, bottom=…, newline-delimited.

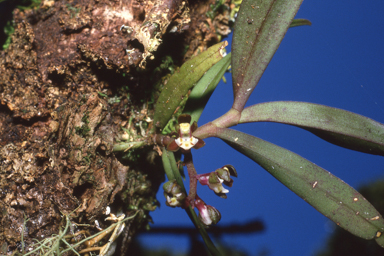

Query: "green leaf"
left=161, top=150, right=221, bottom=255
left=290, top=18, right=312, bottom=28
left=161, top=148, right=176, bottom=181
left=154, top=41, right=227, bottom=130
left=183, top=53, right=231, bottom=124
left=215, top=128, right=384, bottom=245
left=239, top=101, right=384, bottom=156
left=231, top=0, right=303, bottom=111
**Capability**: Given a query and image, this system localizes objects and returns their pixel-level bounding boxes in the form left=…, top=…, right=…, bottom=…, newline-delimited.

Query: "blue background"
left=139, top=1, right=384, bottom=255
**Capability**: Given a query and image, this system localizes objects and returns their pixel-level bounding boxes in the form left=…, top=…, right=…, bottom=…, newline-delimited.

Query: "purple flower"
left=196, top=165, right=237, bottom=198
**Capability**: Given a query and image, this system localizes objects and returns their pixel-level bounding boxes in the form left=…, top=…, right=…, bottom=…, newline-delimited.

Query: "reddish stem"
left=184, top=151, right=198, bottom=207
left=192, top=108, right=241, bottom=139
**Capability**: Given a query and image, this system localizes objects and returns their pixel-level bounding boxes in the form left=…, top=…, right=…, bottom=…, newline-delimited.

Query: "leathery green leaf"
left=240, top=101, right=384, bottom=156
left=154, top=41, right=227, bottom=130
left=231, top=0, right=303, bottom=111
left=183, top=53, right=231, bottom=124
left=215, top=128, right=384, bottom=244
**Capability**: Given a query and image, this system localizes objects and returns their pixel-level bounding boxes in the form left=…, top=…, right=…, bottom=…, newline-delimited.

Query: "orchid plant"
left=151, top=0, right=384, bottom=254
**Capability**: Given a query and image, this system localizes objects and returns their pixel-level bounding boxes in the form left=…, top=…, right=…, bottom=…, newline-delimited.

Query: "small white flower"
left=166, top=195, right=181, bottom=207
left=163, top=180, right=186, bottom=207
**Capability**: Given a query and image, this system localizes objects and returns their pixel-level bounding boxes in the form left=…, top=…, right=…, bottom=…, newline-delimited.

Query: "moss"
left=206, top=0, right=228, bottom=20
left=2, top=20, right=14, bottom=50
left=16, top=0, right=42, bottom=11
left=1, top=0, right=43, bottom=50
left=75, top=112, right=91, bottom=137
left=65, top=3, right=81, bottom=18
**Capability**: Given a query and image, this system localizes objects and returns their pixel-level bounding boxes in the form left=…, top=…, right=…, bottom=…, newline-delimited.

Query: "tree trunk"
left=0, top=0, right=233, bottom=254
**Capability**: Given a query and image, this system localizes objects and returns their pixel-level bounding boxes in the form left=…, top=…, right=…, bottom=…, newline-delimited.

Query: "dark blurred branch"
left=139, top=219, right=264, bottom=237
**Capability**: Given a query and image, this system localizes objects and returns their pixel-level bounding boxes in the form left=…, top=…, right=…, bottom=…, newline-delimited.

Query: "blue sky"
left=139, top=1, right=384, bottom=255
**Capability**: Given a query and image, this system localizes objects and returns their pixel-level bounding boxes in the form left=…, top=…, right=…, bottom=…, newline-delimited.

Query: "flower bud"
left=206, top=205, right=221, bottom=225
left=194, top=197, right=221, bottom=226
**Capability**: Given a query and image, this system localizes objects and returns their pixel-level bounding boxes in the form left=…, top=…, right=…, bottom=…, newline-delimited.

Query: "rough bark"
left=0, top=0, right=233, bottom=254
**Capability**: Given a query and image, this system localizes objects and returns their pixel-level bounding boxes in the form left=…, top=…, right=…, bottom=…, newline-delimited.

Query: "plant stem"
left=193, top=108, right=241, bottom=139
left=184, top=151, right=197, bottom=206
left=112, top=141, right=146, bottom=152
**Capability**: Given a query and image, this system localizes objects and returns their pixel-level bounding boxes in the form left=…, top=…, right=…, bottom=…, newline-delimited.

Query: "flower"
left=163, top=179, right=186, bottom=207
left=166, top=114, right=205, bottom=152
left=197, top=165, right=237, bottom=198
left=216, top=165, right=237, bottom=187
left=175, top=122, right=200, bottom=150
left=165, top=193, right=185, bottom=207
left=194, top=196, right=221, bottom=226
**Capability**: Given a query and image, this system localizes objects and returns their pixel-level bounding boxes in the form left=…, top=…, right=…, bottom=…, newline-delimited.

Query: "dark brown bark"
left=0, top=0, right=233, bottom=254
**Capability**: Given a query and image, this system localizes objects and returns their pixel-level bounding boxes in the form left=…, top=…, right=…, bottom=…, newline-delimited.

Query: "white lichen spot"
left=353, top=197, right=359, bottom=202
left=247, top=88, right=251, bottom=92
left=234, top=137, right=238, bottom=142
left=120, top=24, right=133, bottom=33
left=103, top=7, right=133, bottom=22
left=105, top=206, right=111, bottom=215
left=271, top=166, right=274, bottom=169
left=126, top=48, right=136, bottom=54
left=95, top=220, right=101, bottom=230
left=312, top=181, right=318, bottom=188
left=169, top=26, right=178, bottom=33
